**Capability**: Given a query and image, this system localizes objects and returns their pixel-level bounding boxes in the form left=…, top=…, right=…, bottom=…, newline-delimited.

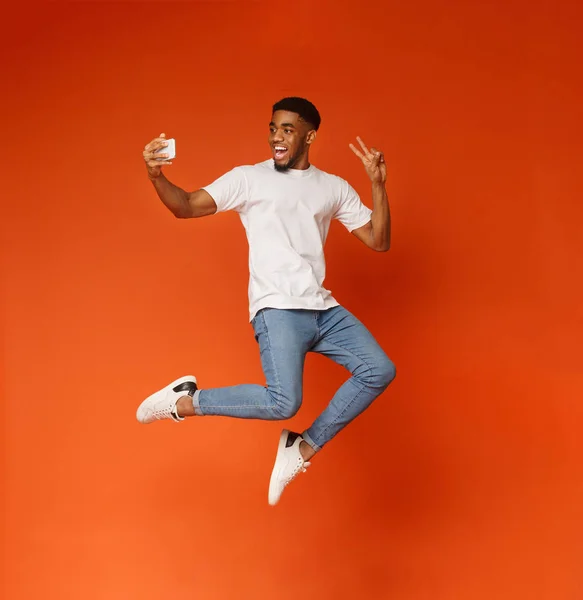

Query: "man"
left=138, top=97, right=396, bottom=505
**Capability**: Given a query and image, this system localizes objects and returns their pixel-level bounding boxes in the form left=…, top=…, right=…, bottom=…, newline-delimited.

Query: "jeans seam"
left=309, top=337, right=377, bottom=447
left=260, top=311, right=285, bottom=414
left=313, top=381, right=369, bottom=447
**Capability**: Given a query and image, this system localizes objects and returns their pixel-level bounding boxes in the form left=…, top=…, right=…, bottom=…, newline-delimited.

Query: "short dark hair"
left=272, top=97, right=321, bottom=131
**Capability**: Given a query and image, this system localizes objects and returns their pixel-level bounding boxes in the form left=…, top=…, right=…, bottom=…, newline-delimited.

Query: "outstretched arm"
left=143, top=133, right=217, bottom=219
left=349, top=136, right=391, bottom=252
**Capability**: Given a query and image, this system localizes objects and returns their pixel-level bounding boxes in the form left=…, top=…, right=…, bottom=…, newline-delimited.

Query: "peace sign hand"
left=349, top=136, right=387, bottom=184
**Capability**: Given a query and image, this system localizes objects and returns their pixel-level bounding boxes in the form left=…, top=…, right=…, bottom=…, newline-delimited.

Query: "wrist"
left=147, top=169, right=163, bottom=182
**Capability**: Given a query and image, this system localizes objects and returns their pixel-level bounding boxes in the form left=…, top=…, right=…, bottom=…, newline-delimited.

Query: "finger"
left=144, top=154, right=170, bottom=165
left=147, top=160, right=172, bottom=167
left=143, top=151, right=169, bottom=161
left=349, top=143, right=364, bottom=159
left=143, top=148, right=168, bottom=156
left=152, top=144, right=170, bottom=153
left=144, top=139, right=168, bottom=153
left=357, top=136, right=370, bottom=155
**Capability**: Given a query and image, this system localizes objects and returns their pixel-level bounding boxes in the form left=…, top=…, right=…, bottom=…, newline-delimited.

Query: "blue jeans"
left=192, top=306, right=396, bottom=452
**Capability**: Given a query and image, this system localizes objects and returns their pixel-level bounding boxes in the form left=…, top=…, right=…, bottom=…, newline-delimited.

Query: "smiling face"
left=268, top=110, right=317, bottom=172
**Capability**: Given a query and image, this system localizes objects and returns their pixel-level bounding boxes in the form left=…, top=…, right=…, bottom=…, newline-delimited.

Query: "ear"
left=306, top=130, right=317, bottom=145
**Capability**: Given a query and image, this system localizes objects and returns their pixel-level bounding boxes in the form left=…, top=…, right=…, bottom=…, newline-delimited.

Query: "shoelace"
left=284, top=458, right=311, bottom=486
left=153, top=404, right=182, bottom=422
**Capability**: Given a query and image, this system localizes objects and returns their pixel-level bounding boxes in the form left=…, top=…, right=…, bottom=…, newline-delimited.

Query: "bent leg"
left=302, top=306, right=395, bottom=451
left=195, top=308, right=318, bottom=420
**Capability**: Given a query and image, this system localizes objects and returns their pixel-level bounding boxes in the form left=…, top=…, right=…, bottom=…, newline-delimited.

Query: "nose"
left=271, top=129, right=284, bottom=143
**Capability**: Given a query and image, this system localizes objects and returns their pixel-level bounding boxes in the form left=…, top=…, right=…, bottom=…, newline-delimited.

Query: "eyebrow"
left=269, top=122, right=296, bottom=128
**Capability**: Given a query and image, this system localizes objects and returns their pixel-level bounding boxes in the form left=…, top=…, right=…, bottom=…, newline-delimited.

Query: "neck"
left=291, top=153, right=311, bottom=170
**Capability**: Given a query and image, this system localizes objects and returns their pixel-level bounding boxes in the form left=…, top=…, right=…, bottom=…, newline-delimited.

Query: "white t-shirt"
left=203, top=159, right=372, bottom=321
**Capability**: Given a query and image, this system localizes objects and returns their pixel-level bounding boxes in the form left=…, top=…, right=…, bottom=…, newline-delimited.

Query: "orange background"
left=2, top=1, right=582, bottom=599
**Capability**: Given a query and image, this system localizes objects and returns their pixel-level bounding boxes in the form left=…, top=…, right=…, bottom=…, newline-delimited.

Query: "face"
left=268, top=110, right=316, bottom=172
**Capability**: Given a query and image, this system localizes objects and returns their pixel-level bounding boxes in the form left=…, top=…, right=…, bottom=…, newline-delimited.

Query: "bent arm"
left=352, top=182, right=391, bottom=252
left=149, top=172, right=217, bottom=219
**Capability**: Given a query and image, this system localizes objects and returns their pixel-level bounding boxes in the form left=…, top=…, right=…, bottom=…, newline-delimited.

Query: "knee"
left=379, top=358, right=396, bottom=388
left=272, top=401, right=301, bottom=420
left=268, top=388, right=302, bottom=420
left=363, top=355, right=396, bottom=390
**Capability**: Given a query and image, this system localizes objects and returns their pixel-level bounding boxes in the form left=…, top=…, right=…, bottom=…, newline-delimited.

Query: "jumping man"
left=138, top=97, right=396, bottom=505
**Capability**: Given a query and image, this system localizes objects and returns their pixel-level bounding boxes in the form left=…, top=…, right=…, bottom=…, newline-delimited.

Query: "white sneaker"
left=136, top=375, right=197, bottom=424
left=268, top=430, right=311, bottom=506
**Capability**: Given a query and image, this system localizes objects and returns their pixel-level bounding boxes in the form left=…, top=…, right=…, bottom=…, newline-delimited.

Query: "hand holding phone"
left=143, top=133, right=175, bottom=179
left=160, top=138, right=176, bottom=160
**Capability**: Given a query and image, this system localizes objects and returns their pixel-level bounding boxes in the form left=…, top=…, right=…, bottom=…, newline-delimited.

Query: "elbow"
left=372, top=238, right=391, bottom=252
left=174, top=193, right=196, bottom=219
left=173, top=205, right=194, bottom=219
left=369, top=227, right=390, bottom=252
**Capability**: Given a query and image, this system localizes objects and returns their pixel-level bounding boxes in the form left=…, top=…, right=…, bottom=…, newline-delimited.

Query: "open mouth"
left=273, top=146, right=289, bottom=160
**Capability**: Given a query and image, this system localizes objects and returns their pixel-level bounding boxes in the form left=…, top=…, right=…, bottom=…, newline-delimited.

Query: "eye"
left=284, top=129, right=292, bottom=134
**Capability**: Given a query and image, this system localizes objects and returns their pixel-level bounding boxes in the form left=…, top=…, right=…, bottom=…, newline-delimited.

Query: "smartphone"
left=157, top=138, right=176, bottom=160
